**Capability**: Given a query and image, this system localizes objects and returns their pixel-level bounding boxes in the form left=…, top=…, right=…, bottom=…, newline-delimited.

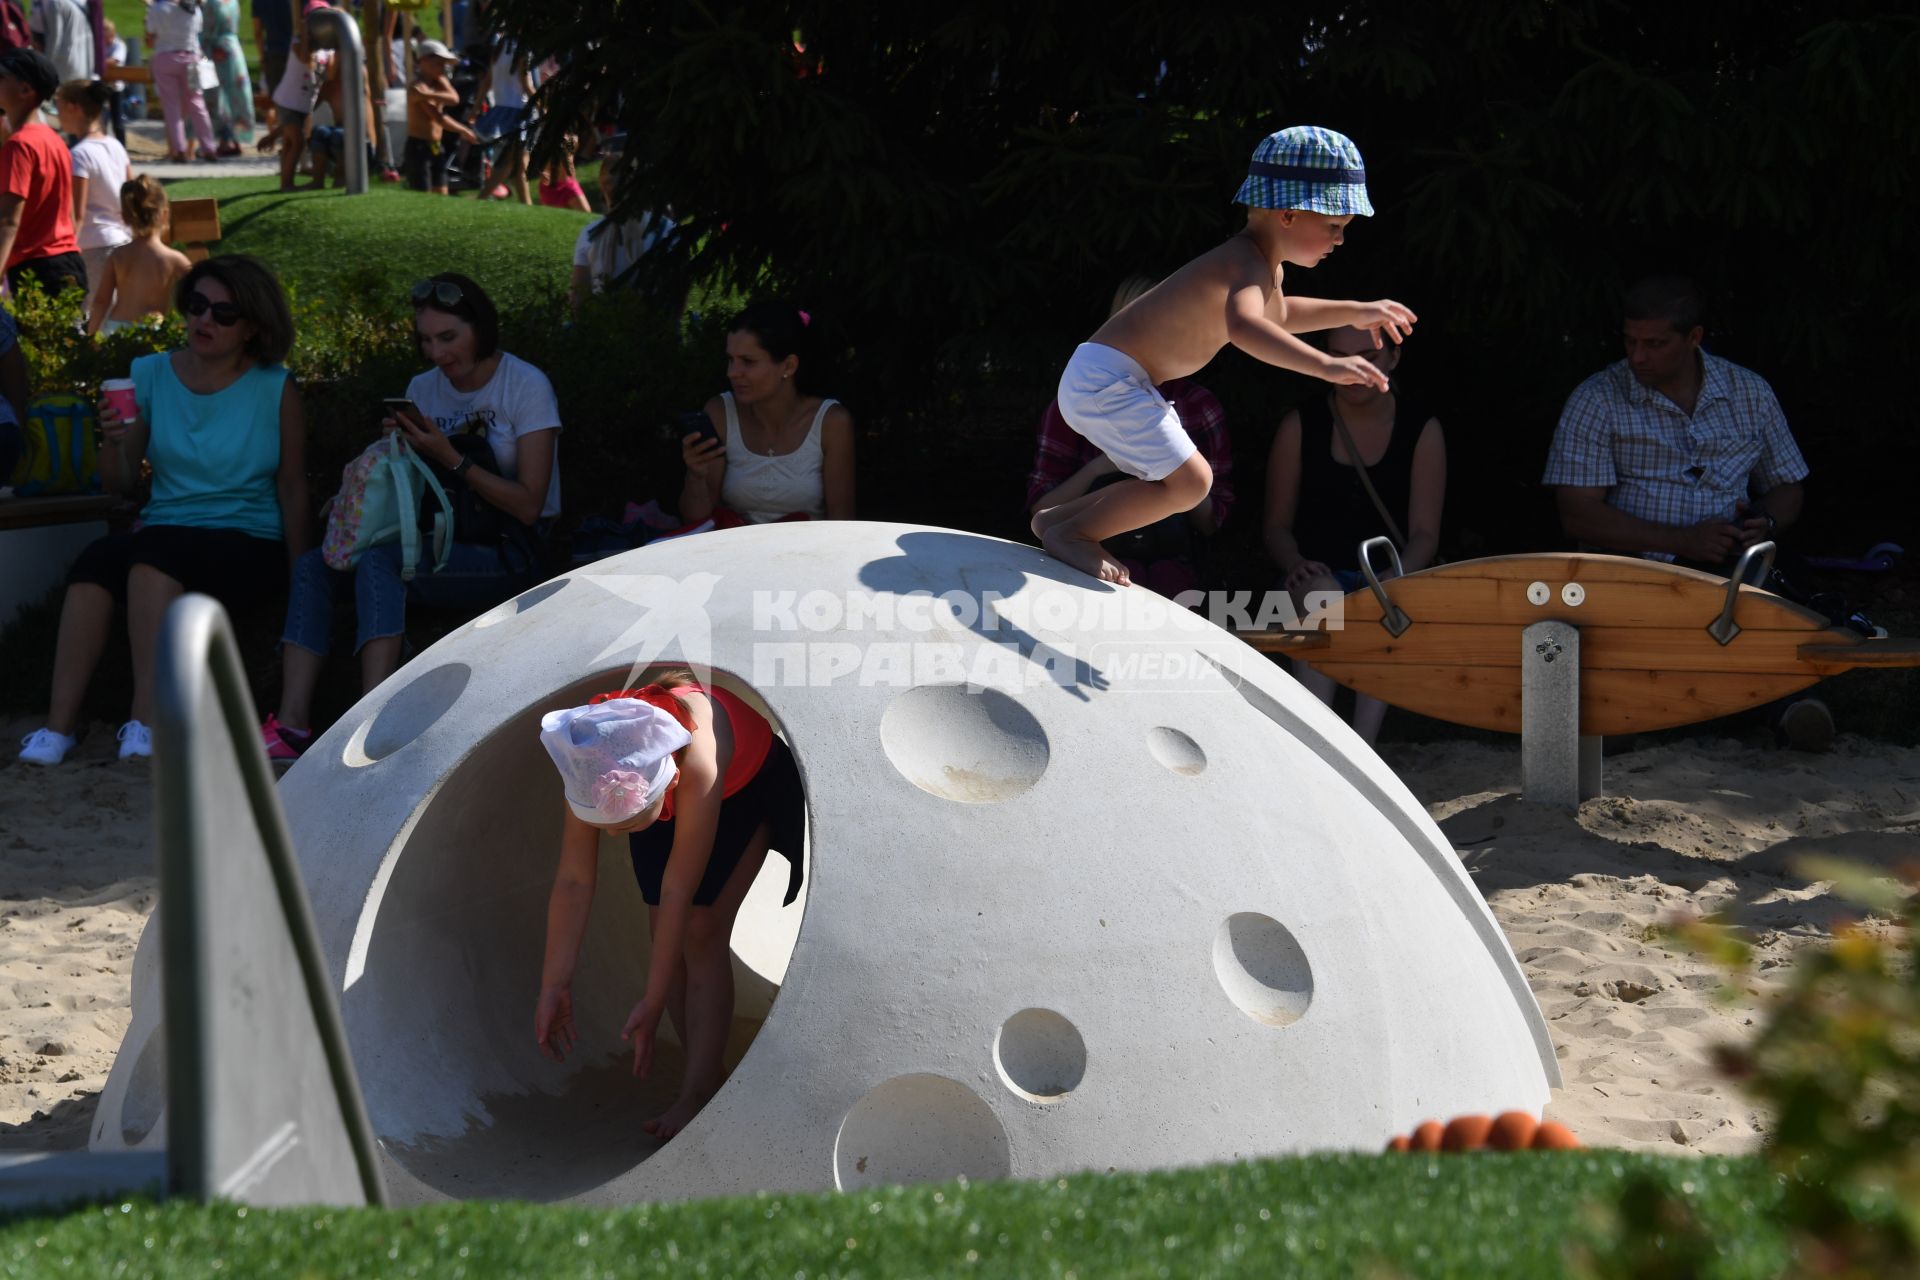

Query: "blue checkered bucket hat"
left=1234, top=126, right=1373, bottom=216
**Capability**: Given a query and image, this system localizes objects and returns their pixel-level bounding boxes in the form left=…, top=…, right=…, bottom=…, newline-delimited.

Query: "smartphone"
left=665, top=408, right=720, bottom=447
left=383, top=397, right=424, bottom=423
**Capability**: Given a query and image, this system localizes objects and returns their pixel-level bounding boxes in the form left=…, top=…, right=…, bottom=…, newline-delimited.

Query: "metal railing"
left=154, top=594, right=386, bottom=1204
left=308, top=8, right=371, bottom=195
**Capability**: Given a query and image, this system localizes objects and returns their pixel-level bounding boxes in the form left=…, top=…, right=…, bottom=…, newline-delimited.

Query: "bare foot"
left=641, top=1082, right=718, bottom=1141
left=1042, top=525, right=1131, bottom=586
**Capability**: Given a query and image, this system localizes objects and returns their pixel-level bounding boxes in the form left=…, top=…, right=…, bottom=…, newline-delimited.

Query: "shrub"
left=1582, top=862, right=1920, bottom=1277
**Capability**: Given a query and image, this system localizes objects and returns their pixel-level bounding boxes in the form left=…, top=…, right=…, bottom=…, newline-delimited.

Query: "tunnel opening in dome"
left=341, top=665, right=808, bottom=1202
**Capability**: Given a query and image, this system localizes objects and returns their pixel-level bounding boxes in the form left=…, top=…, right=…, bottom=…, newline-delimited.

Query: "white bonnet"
left=538, top=698, right=693, bottom=826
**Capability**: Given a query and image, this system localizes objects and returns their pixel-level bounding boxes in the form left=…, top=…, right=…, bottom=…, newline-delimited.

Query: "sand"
left=0, top=718, right=155, bottom=1153
left=3, top=714, right=1917, bottom=1159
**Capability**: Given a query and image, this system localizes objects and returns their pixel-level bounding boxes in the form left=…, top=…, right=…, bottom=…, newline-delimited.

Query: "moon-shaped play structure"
left=92, top=523, right=1558, bottom=1204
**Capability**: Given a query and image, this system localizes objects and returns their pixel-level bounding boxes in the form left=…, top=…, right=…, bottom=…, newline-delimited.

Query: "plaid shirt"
left=1542, top=353, right=1808, bottom=556
left=1025, top=378, right=1234, bottom=526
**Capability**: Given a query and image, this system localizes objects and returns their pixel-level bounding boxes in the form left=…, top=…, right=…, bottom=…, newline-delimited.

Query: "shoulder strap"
left=1327, top=397, right=1409, bottom=551
left=806, top=398, right=836, bottom=445
left=388, top=436, right=422, bottom=581
left=720, top=392, right=741, bottom=453
left=403, top=443, right=454, bottom=575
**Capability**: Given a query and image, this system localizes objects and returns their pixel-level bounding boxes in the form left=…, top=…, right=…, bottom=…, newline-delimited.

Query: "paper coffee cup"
left=101, top=378, right=136, bottom=421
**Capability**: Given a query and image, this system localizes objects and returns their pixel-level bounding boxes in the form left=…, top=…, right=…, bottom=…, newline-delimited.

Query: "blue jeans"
left=281, top=541, right=519, bottom=656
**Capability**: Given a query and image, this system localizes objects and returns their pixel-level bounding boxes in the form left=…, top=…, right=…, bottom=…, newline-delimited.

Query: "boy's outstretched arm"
left=1227, top=284, right=1391, bottom=391
left=1281, top=297, right=1417, bottom=345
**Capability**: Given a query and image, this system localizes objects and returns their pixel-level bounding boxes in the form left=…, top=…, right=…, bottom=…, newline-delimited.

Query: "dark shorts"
left=628, top=737, right=805, bottom=909
left=278, top=106, right=308, bottom=133
left=401, top=135, right=452, bottom=191
left=69, top=524, right=287, bottom=608
left=7, top=251, right=87, bottom=302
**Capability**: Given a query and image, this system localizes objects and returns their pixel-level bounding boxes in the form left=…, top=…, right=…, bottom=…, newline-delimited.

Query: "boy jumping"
left=1034, top=126, right=1415, bottom=584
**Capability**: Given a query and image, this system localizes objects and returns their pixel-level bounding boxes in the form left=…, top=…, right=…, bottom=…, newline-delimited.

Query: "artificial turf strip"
left=159, top=178, right=593, bottom=315
left=0, top=1151, right=1788, bottom=1279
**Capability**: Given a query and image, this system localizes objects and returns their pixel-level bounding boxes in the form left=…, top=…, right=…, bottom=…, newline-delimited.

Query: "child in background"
left=55, top=80, right=131, bottom=318
left=103, top=20, right=139, bottom=127
left=261, top=4, right=329, bottom=192
left=534, top=674, right=805, bottom=1142
left=403, top=38, right=476, bottom=195
left=1034, top=125, right=1415, bottom=584
left=538, top=132, right=590, bottom=212
left=87, top=176, right=192, bottom=337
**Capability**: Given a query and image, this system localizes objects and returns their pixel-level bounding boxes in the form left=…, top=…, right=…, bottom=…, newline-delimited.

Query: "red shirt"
left=588, top=683, right=775, bottom=822
left=0, top=120, right=78, bottom=269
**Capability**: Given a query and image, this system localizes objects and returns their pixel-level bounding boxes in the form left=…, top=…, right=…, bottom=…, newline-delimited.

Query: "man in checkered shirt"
left=1544, top=275, right=1831, bottom=749
left=1543, top=275, right=1807, bottom=567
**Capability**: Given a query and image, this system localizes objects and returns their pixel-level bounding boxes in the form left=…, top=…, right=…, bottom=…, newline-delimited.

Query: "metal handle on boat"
left=1358, top=536, right=1412, bottom=638
left=1707, top=540, right=1776, bottom=646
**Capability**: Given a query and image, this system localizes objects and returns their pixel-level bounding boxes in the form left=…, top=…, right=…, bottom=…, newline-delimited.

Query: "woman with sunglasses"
left=260, top=273, right=562, bottom=761
left=19, top=255, right=308, bottom=766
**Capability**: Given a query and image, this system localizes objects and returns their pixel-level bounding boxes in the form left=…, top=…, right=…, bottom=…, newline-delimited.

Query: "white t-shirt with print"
left=406, top=352, right=563, bottom=519
left=70, top=136, right=133, bottom=251
left=272, top=49, right=327, bottom=113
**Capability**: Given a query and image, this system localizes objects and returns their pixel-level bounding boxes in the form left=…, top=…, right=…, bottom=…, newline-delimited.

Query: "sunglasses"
left=184, top=291, right=244, bottom=326
left=410, top=279, right=467, bottom=310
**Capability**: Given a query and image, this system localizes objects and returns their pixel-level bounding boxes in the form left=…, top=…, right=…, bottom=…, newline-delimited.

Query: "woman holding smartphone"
left=677, top=301, right=856, bottom=526
left=260, top=273, right=563, bottom=762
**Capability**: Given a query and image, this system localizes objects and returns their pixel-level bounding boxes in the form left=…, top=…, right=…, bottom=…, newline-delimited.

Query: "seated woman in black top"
left=1264, top=325, right=1446, bottom=745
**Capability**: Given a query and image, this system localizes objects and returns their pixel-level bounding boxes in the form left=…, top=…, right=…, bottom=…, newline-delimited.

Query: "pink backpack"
left=322, top=434, right=453, bottom=579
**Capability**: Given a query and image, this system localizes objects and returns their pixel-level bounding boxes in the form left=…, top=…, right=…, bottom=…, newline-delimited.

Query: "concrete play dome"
left=94, top=522, right=1558, bottom=1204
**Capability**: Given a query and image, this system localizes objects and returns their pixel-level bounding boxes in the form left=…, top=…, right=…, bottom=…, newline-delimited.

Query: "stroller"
left=446, top=42, right=527, bottom=195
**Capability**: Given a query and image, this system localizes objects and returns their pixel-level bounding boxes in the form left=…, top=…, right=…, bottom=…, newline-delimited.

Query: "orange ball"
left=1409, top=1120, right=1444, bottom=1152
left=1385, top=1134, right=1411, bottom=1153
left=1441, top=1114, right=1494, bottom=1152
left=1531, top=1121, right=1581, bottom=1150
left=1488, top=1111, right=1539, bottom=1151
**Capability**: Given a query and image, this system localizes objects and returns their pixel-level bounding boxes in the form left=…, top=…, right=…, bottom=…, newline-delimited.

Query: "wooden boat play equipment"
left=1242, top=539, right=1920, bottom=805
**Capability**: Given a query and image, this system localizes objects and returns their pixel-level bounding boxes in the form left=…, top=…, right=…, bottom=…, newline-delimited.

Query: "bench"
left=0, top=494, right=136, bottom=627
left=169, top=198, right=223, bottom=263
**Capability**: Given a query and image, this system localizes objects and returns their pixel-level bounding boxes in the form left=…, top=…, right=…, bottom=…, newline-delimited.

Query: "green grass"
left=0, top=1152, right=1790, bottom=1279
left=163, top=177, right=592, bottom=312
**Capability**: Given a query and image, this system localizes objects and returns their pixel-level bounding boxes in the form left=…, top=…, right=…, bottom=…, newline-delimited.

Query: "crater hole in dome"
left=833, top=1074, right=1011, bottom=1191
left=993, top=1008, right=1086, bottom=1102
left=1213, top=912, right=1314, bottom=1028
left=344, top=663, right=471, bottom=766
left=1146, top=727, right=1206, bottom=776
left=346, top=666, right=808, bottom=1201
left=473, top=578, right=571, bottom=629
left=879, top=684, right=1048, bottom=803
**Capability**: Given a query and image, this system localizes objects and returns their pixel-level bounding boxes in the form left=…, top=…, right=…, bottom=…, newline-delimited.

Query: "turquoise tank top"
left=132, top=352, right=290, bottom=541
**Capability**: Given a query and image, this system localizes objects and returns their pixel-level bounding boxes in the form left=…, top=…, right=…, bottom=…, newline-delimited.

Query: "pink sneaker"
left=261, top=713, right=313, bottom=763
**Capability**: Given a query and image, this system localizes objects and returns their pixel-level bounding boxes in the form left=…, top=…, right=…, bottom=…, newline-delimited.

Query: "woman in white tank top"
left=678, top=302, right=856, bottom=525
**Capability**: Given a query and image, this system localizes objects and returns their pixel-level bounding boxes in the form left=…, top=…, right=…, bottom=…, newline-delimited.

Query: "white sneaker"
left=18, top=728, right=76, bottom=766
left=116, top=720, right=153, bottom=760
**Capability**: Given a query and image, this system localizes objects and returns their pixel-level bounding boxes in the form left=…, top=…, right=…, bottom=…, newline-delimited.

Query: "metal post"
left=1521, top=620, right=1596, bottom=806
left=308, top=8, right=369, bottom=194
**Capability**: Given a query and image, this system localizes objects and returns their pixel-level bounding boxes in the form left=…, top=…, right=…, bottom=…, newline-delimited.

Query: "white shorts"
left=1055, top=343, right=1198, bottom=482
